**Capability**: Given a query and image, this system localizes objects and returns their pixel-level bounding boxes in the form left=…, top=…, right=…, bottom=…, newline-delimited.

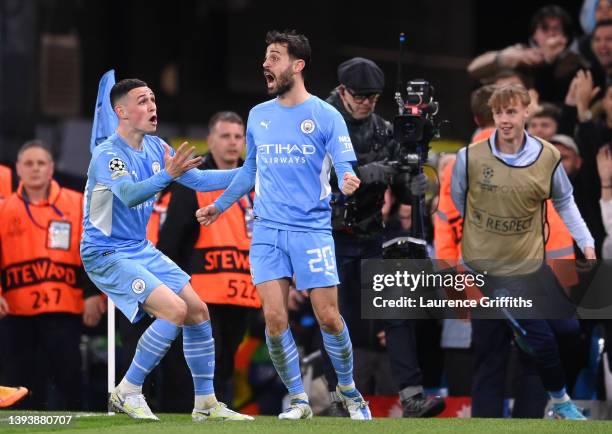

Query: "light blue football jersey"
left=247, top=96, right=356, bottom=232
left=81, top=133, right=169, bottom=264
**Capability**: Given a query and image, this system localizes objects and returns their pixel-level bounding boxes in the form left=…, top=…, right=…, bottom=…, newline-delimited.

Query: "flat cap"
left=338, top=57, right=384, bottom=94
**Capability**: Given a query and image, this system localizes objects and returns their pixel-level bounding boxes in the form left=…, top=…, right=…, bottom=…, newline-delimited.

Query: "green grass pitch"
left=2, top=413, right=612, bottom=434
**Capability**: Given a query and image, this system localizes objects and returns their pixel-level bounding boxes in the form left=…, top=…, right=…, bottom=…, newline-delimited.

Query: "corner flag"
left=90, top=69, right=118, bottom=153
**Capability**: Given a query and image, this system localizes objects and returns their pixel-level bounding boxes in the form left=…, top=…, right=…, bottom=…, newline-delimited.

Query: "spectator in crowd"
left=0, top=140, right=105, bottom=410
left=597, top=144, right=612, bottom=257
left=158, top=111, right=261, bottom=407
left=559, top=68, right=599, bottom=135
left=588, top=19, right=612, bottom=97
left=528, top=103, right=560, bottom=140
left=595, top=142, right=612, bottom=399
left=575, top=0, right=612, bottom=89
left=550, top=134, right=583, bottom=177
left=569, top=76, right=610, bottom=255
left=468, top=5, right=586, bottom=104
left=578, top=0, right=612, bottom=36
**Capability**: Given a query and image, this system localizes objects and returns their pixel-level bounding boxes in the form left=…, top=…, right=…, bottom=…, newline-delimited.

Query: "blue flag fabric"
left=90, top=69, right=118, bottom=153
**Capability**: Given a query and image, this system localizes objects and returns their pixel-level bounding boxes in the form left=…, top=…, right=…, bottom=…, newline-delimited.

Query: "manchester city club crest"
left=152, top=161, right=161, bottom=173
left=131, top=278, right=146, bottom=294
left=300, top=119, right=315, bottom=134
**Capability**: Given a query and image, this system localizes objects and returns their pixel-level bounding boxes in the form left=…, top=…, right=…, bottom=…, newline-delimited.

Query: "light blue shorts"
left=85, top=242, right=190, bottom=323
left=250, top=224, right=339, bottom=290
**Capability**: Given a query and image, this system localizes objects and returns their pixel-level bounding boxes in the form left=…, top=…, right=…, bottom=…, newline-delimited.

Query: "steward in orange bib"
left=158, top=112, right=260, bottom=405
left=0, top=141, right=104, bottom=410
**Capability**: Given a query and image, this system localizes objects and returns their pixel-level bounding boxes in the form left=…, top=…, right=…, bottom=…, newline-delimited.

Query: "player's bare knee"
left=167, top=299, right=188, bottom=326
left=264, top=309, right=288, bottom=336
left=184, top=300, right=208, bottom=325
left=317, top=307, right=342, bottom=333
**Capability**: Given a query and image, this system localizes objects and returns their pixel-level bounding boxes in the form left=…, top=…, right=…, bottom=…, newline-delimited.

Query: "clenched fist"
left=196, top=204, right=221, bottom=226
left=341, top=172, right=360, bottom=195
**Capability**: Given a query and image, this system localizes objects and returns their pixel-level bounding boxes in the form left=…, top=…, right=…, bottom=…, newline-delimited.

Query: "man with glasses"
left=323, top=57, right=444, bottom=418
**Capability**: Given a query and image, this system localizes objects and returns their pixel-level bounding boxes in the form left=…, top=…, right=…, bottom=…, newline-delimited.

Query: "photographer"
left=323, top=57, right=443, bottom=417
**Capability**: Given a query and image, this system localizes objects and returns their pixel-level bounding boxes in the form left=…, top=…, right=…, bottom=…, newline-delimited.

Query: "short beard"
left=268, top=67, right=295, bottom=97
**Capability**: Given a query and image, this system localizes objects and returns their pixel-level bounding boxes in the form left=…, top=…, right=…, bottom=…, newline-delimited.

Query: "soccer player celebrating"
left=196, top=30, right=370, bottom=420
left=80, top=79, right=253, bottom=422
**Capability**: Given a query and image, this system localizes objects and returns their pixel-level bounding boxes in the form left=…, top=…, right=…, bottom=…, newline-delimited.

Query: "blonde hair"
left=488, top=84, right=531, bottom=111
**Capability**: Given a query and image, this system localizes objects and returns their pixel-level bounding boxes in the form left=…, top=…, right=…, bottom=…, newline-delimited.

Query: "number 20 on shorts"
left=307, top=246, right=335, bottom=275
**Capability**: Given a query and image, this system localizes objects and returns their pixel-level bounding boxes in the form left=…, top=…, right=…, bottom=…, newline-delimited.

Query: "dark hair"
left=265, top=30, right=311, bottom=70
left=594, top=19, right=612, bottom=33
left=110, top=78, right=148, bottom=107
left=208, top=111, right=244, bottom=133
left=492, top=69, right=535, bottom=89
left=470, top=85, right=497, bottom=127
left=529, top=5, right=574, bottom=41
left=531, top=102, right=560, bottom=122
left=17, top=139, right=53, bottom=161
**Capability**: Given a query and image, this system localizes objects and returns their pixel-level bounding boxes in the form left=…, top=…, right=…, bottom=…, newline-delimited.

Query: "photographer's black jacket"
left=327, top=89, right=394, bottom=238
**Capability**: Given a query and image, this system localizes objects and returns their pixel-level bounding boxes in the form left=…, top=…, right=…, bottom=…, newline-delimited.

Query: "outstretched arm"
left=196, top=128, right=256, bottom=226
left=176, top=166, right=240, bottom=192
left=111, top=171, right=173, bottom=208
left=109, top=142, right=202, bottom=207
left=213, top=157, right=256, bottom=211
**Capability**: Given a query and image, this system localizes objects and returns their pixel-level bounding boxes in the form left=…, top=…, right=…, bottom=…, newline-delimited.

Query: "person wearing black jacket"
left=322, top=57, right=443, bottom=418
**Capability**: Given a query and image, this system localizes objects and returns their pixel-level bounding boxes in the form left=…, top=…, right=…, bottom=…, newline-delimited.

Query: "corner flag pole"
left=90, top=69, right=118, bottom=415
left=107, top=299, right=116, bottom=415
